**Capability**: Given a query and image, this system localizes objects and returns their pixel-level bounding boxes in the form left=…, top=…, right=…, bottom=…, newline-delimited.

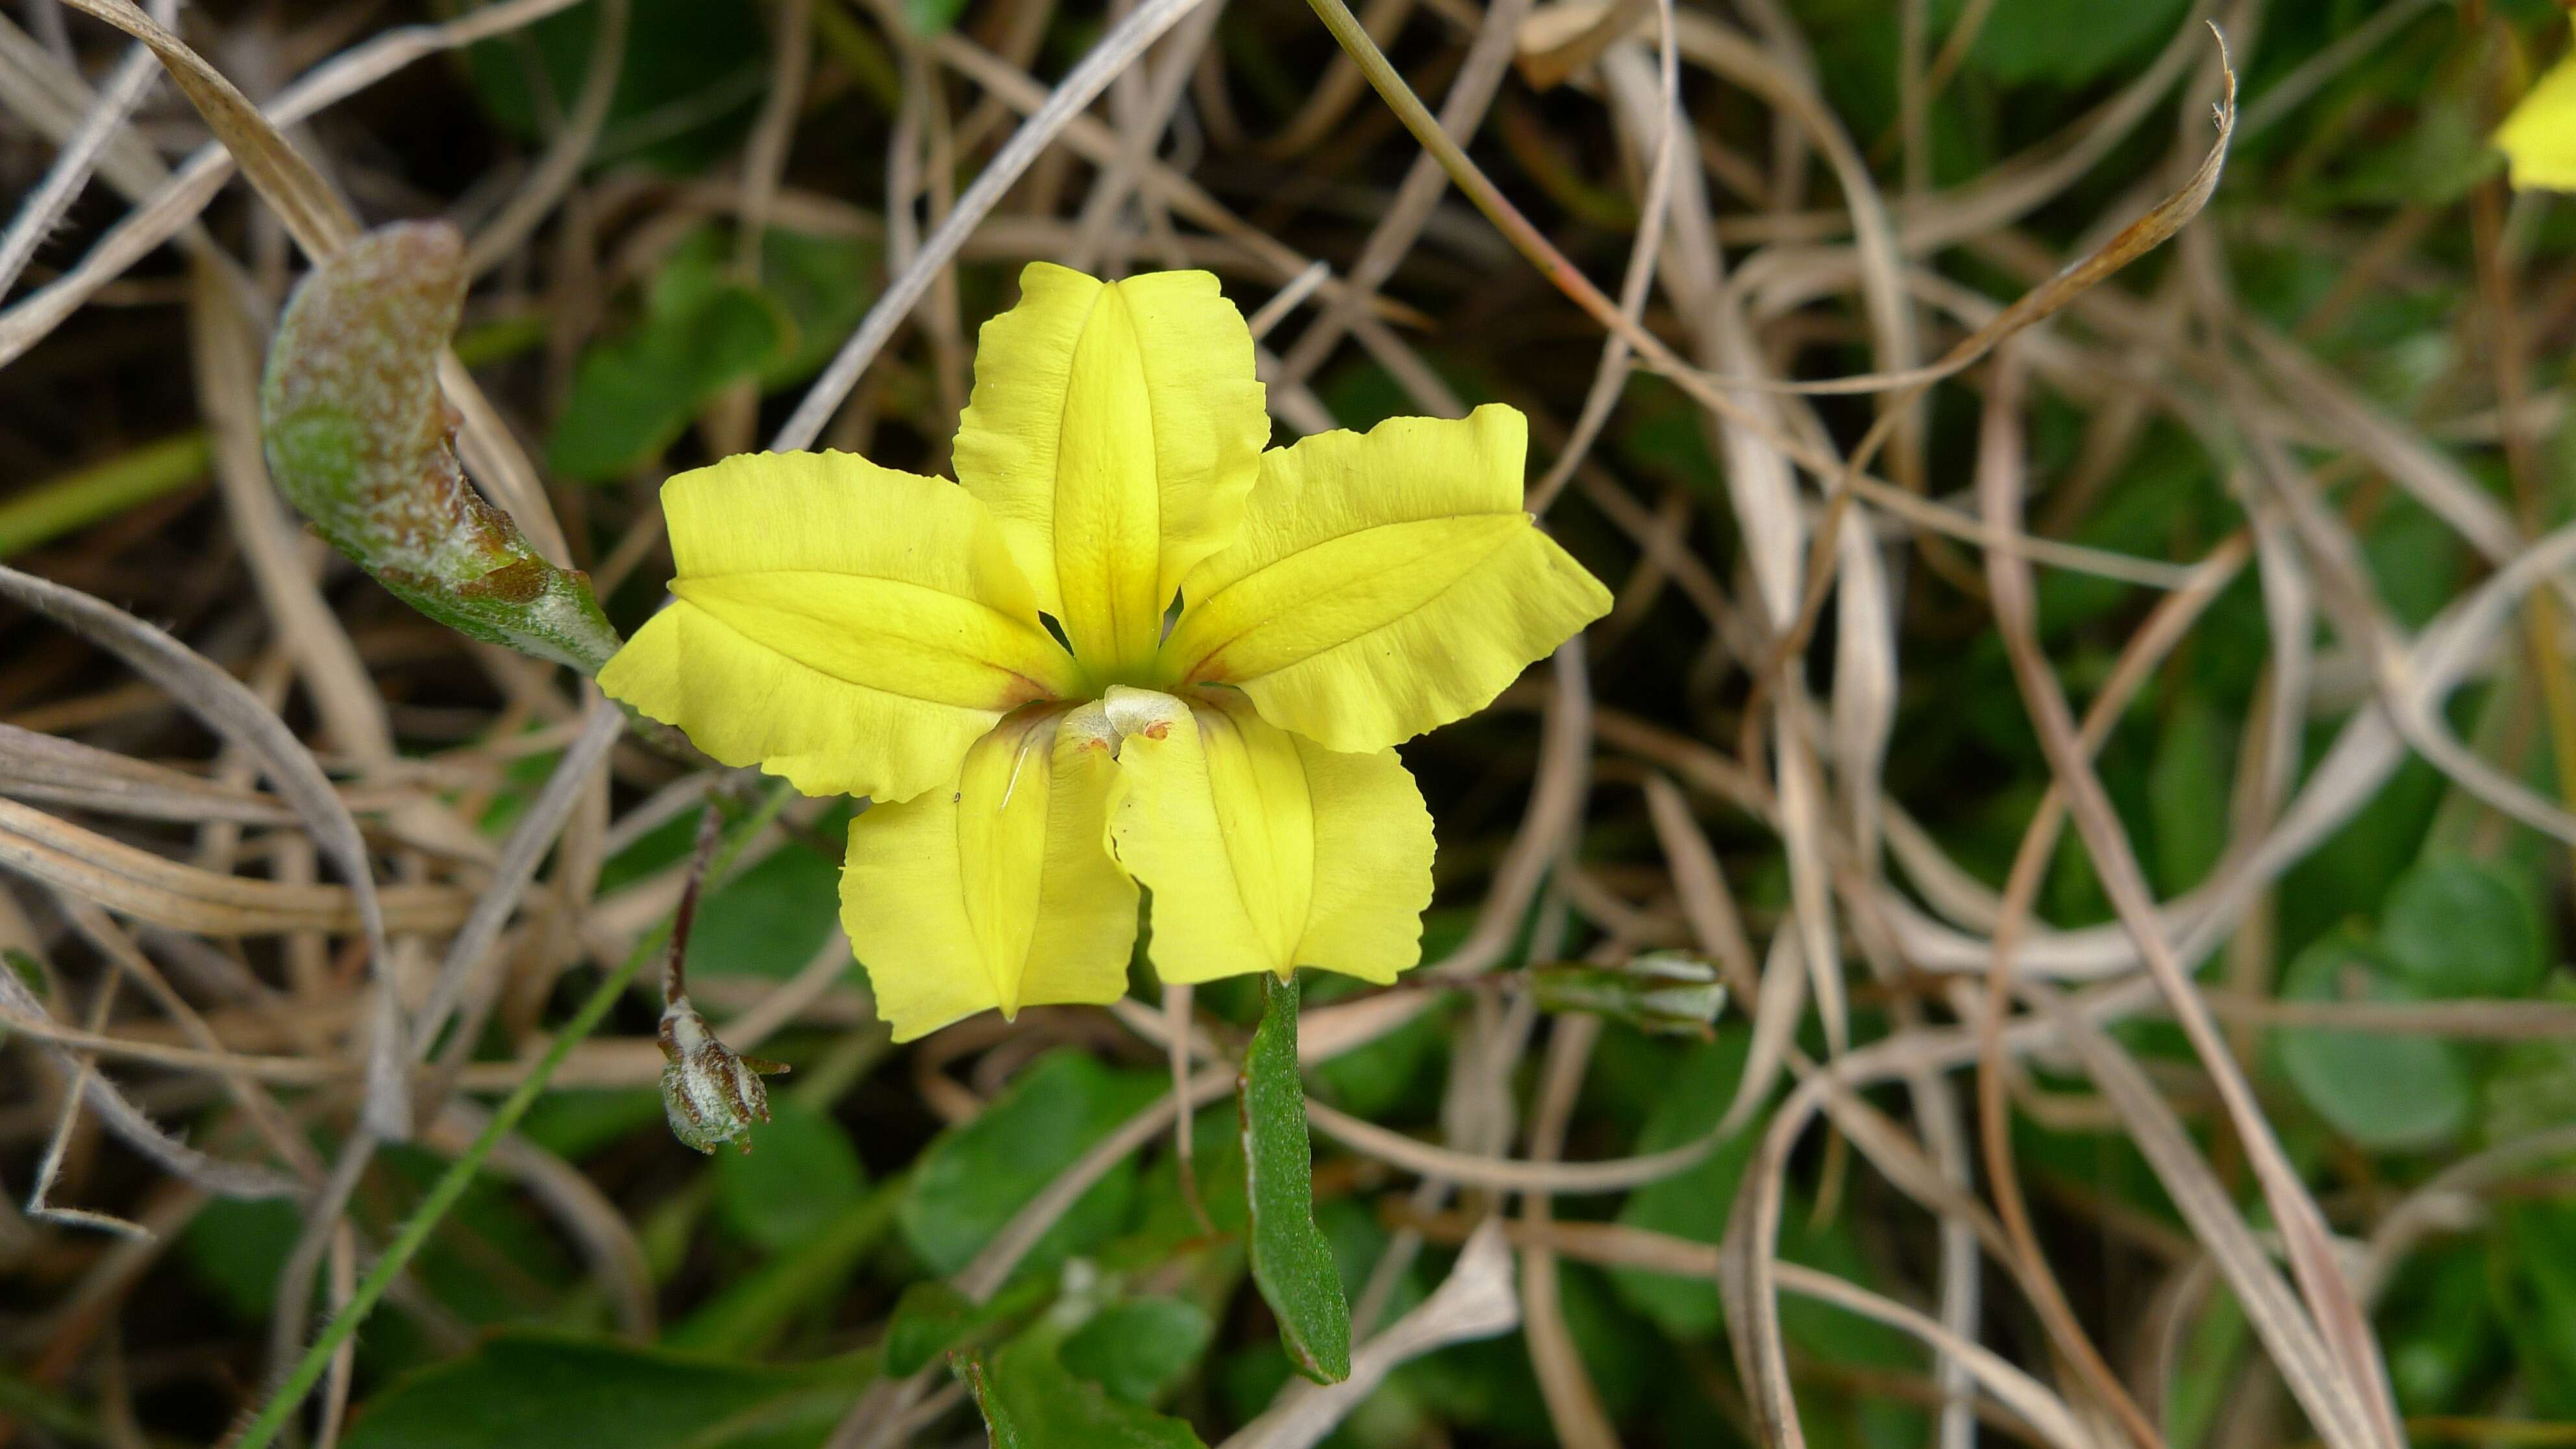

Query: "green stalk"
left=0, top=314, right=544, bottom=561
left=0, top=434, right=213, bottom=560
left=229, top=780, right=795, bottom=1449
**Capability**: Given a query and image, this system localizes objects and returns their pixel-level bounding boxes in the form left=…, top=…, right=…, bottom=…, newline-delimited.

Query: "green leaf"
left=882, top=1276, right=1053, bottom=1378
left=2275, top=931, right=2472, bottom=1152
left=1239, top=974, right=1351, bottom=1385
left=546, top=277, right=780, bottom=483
left=1776, top=1209, right=1928, bottom=1448
left=1121, top=1106, right=1250, bottom=1258
left=952, top=1352, right=1028, bottom=1449
left=1304, top=988, right=1446, bottom=1121
left=958, top=1317, right=1210, bottom=1449
left=2380, top=854, right=2547, bottom=999
left=689, top=828, right=846, bottom=981
left=715, top=1100, right=869, bottom=1254
left=2491, top=1200, right=2576, bottom=1420
left=1059, top=1299, right=1215, bottom=1405
left=182, top=1197, right=301, bottom=1320
left=899, top=0, right=972, bottom=38
left=544, top=226, right=879, bottom=484
left=752, top=230, right=883, bottom=384
left=2379, top=1243, right=2499, bottom=1414
left=900, top=1050, right=1164, bottom=1277
left=664, top=1180, right=902, bottom=1355
left=459, top=0, right=769, bottom=175
left=1937, top=0, right=2194, bottom=87
left=2148, top=694, right=2232, bottom=897
left=342, top=1331, right=865, bottom=1449
left=2483, top=983, right=2576, bottom=1145
left=1607, top=1030, right=1761, bottom=1337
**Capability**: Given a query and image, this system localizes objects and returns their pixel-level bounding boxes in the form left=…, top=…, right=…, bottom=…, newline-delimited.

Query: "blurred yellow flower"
left=601, top=264, right=1611, bottom=1041
left=2497, top=13, right=2576, bottom=191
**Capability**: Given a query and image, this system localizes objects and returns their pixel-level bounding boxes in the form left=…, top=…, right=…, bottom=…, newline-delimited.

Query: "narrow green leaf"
left=1239, top=973, right=1351, bottom=1384
left=1527, top=952, right=1727, bottom=1037
left=260, top=223, right=619, bottom=673
left=341, top=1331, right=867, bottom=1449
left=951, top=1351, right=1028, bottom=1449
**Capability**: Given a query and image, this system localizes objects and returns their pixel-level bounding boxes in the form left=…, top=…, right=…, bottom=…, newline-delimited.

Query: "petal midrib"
left=1167, top=513, right=1523, bottom=684
left=674, top=574, right=1073, bottom=706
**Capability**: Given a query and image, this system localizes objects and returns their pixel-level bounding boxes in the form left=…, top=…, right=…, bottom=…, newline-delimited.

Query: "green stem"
left=229, top=780, right=795, bottom=1449
left=0, top=434, right=214, bottom=560
left=0, top=314, right=545, bottom=562
left=1296, top=0, right=1624, bottom=336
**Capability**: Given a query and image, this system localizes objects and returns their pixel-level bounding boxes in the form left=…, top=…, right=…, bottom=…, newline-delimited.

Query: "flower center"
left=1048, top=603, right=1193, bottom=700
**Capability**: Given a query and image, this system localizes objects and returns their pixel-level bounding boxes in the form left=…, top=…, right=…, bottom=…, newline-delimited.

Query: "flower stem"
left=229, top=779, right=794, bottom=1449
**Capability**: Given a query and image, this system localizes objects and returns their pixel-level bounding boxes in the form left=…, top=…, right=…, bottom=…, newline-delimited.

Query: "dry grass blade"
left=411, top=701, right=625, bottom=1060
left=0, top=564, right=410, bottom=1136
left=1750, top=25, right=2238, bottom=732
left=0, top=952, right=301, bottom=1201
left=775, top=0, right=1215, bottom=451
left=1975, top=349, right=2401, bottom=1448
left=0, top=0, right=169, bottom=298
left=53, top=0, right=358, bottom=255
left=21, top=0, right=574, bottom=563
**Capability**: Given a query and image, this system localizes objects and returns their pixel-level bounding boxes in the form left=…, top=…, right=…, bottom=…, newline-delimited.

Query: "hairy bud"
left=1528, top=952, right=1728, bottom=1038
left=657, top=995, right=787, bottom=1154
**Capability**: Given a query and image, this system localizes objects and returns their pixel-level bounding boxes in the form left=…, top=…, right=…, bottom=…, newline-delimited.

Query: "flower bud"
left=1528, top=952, right=1728, bottom=1038
left=262, top=223, right=621, bottom=674
left=656, top=995, right=787, bottom=1154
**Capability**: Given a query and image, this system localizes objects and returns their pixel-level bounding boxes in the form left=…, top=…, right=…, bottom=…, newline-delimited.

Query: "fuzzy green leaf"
left=1239, top=973, right=1350, bottom=1384
left=261, top=223, right=619, bottom=673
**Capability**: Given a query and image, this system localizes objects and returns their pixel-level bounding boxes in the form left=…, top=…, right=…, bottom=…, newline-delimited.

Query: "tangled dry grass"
left=3, top=0, right=2575, bottom=1446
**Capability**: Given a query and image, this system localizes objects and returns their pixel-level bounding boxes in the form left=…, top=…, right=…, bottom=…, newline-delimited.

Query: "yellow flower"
left=2497, top=12, right=2576, bottom=192
left=600, top=264, right=1611, bottom=1041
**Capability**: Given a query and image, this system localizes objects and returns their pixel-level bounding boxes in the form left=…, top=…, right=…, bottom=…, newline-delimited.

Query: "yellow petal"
left=839, top=704, right=1139, bottom=1042
left=599, top=451, right=1080, bottom=803
left=951, top=264, right=1269, bottom=679
left=1102, top=688, right=1431, bottom=985
left=1161, top=405, right=1611, bottom=753
left=2499, top=47, right=2576, bottom=192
